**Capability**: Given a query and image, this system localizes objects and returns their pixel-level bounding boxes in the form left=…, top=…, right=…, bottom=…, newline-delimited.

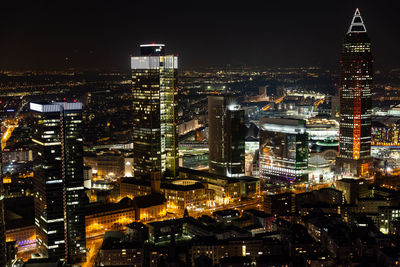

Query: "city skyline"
left=0, top=1, right=399, bottom=70
left=2, top=4, right=400, bottom=267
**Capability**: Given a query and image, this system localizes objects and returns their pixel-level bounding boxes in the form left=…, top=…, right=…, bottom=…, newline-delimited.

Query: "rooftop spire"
left=348, top=8, right=367, bottom=33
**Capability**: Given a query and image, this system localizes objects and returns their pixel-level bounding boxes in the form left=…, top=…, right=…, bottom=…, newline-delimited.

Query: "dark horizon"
left=0, top=0, right=399, bottom=71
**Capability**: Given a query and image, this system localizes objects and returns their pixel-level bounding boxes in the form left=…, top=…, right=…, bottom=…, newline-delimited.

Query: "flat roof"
left=85, top=197, right=133, bottom=216
left=140, top=44, right=165, bottom=47
left=179, top=167, right=241, bottom=183
left=133, top=193, right=166, bottom=208
left=30, top=102, right=82, bottom=112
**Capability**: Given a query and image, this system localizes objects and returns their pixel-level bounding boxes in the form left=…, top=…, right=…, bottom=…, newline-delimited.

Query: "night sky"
left=0, top=0, right=399, bottom=71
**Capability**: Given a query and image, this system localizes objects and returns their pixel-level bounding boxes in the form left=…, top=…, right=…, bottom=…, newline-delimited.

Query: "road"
left=1, top=100, right=26, bottom=149
left=2, top=121, right=17, bottom=149
left=187, top=197, right=263, bottom=218
left=262, top=96, right=285, bottom=111
left=80, top=235, right=103, bottom=267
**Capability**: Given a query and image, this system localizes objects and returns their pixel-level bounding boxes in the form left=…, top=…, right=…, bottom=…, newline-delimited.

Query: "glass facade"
left=208, top=95, right=245, bottom=177
left=131, top=45, right=178, bottom=179
left=259, top=118, right=309, bottom=183
left=31, top=102, right=86, bottom=262
left=336, top=9, right=373, bottom=178
left=61, top=108, right=86, bottom=263
left=371, top=122, right=400, bottom=146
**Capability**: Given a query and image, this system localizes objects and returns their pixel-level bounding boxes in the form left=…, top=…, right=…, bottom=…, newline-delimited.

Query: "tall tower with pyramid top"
left=336, top=8, right=373, bottom=178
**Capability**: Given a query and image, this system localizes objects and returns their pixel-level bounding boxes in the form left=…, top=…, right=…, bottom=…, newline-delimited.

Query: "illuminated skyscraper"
left=131, top=44, right=178, bottom=178
left=208, top=95, right=245, bottom=177
left=31, top=102, right=86, bottom=262
left=336, top=9, right=373, bottom=178
left=259, top=118, right=309, bottom=184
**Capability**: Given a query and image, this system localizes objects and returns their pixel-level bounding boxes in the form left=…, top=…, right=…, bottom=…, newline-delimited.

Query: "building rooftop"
left=213, top=209, right=240, bottom=218
left=260, top=117, right=306, bottom=134
left=191, top=236, right=265, bottom=245
left=162, top=182, right=204, bottom=191
left=337, top=178, right=365, bottom=184
left=243, top=209, right=272, bottom=218
left=197, top=215, right=216, bottom=225
left=120, top=177, right=150, bottom=187
left=179, top=167, right=242, bottom=184
left=30, top=101, right=82, bottom=112
left=85, top=197, right=133, bottom=216
left=5, top=196, right=34, bottom=230
left=121, top=177, right=205, bottom=191
left=101, top=231, right=142, bottom=250
left=126, top=222, right=147, bottom=230
left=317, top=187, right=342, bottom=194
left=23, top=258, right=63, bottom=267
left=133, top=193, right=166, bottom=209
left=147, top=217, right=192, bottom=229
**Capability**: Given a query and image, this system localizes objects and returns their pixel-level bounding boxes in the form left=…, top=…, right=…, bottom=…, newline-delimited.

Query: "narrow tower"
left=31, top=102, right=86, bottom=262
left=131, top=44, right=179, bottom=179
left=208, top=95, right=245, bottom=177
left=336, top=9, right=373, bottom=178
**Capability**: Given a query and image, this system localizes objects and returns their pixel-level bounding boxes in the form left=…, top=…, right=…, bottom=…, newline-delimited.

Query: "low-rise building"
left=85, top=197, right=135, bottom=238
left=213, top=209, right=240, bottom=224
left=98, top=231, right=143, bottom=267
left=162, top=180, right=209, bottom=213
left=4, top=197, right=36, bottom=254
left=336, top=179, right=367, bottom=204
left=84, top=152, right=125, bottom=178
left=242, top=209, right=274, bottom=231
left=147, top=218, right=187, bottom=243
left=179, top=167, right=259, bottom=205
left=126, top=222, right=149, bottom=243
left=120, top=178, right=151, bottom=199
left=264, top=193, right=296, bottom=216
left=191, top=237, right=282, bottom=266
left=378, top=206, right=400, bottom=234
left=120, top=178, right=209, bottom=214
left=132, top=193, right=166, bottom=221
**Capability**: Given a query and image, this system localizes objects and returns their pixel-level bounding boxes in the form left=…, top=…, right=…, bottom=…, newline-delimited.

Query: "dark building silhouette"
left=131, top=44, right=179, bottom=179
left=336, top=9, right=373, bottom=178
left=208, top=95, right=245, bottom=177
left=264, top=193, right=296, bottom=216
left=31, top=102, right=86, bottom=262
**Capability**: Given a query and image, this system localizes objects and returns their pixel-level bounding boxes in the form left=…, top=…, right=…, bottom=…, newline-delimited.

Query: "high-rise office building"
left=336, top=9, right=373, bottom=178
left=131, top=44, right=178, bottom=179
left=31, top=102, right=86, bottom=262
left=208, top=95, right=245, bottom=177
left=259, top=118, right=309, bottom=184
